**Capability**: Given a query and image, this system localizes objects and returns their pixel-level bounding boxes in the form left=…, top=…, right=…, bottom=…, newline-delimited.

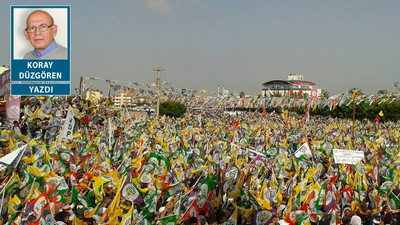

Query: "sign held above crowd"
left=332, top=149, right=365, bottom=165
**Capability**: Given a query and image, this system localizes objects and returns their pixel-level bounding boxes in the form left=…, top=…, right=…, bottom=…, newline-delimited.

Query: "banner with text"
left=332, top=149, right=365, bottom=165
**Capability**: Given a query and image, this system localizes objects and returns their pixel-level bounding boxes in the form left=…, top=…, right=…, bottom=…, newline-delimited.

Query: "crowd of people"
left=0, top=96, right=400, bottom=225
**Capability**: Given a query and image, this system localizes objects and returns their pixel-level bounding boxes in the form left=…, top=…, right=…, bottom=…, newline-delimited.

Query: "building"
left=111, top=89, right=134, bottom=107
left=261, top=74, right=321, bottom=98
left=111, top=89, right=151, bottom=107
left=217, top=85, right=229, bottom=98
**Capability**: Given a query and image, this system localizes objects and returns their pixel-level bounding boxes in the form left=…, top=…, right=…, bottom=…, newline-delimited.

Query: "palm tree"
left=348, top=88, right=364, bottom=96
left=320, top=90, right=330, bottom=99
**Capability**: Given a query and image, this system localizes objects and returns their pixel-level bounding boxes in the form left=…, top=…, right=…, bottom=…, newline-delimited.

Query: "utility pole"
left=79, top=76, right=84, bottom=97
left=153, top=68, right=165, bottom=117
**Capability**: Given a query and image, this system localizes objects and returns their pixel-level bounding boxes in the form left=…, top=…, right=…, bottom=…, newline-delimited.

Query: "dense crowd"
left=0, top=97, right=400, bottom=225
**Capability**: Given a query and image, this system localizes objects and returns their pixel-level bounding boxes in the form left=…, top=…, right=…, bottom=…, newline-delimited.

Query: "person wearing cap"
left=341, top=206, right=354, bottom=225
left=23, top=10, right=67, bottom=59
left=371, top=210, right=383, bottom=225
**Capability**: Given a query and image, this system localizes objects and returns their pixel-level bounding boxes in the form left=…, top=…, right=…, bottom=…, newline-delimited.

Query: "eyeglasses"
left=25, top=24, right=53, bottom=33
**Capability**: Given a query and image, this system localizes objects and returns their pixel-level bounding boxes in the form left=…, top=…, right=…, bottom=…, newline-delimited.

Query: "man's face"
left=23, top=11, right=57, bottom=54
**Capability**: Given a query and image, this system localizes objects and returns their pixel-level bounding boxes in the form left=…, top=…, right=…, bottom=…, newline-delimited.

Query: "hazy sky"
left=1, top=0, right=399, bottom=95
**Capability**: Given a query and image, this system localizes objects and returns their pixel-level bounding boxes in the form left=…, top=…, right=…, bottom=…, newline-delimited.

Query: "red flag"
left=301, top=190, right=316, bottom=212
left=183, top=199, right=199, bottom=222
left=198, top=191, right=214, bottom=214
left=284, top=211, right=296, bottom=225
left=262, top=108, right=267, bottom=117
left=25, top=191, right=51, bottom=224
left=44, top=180, right=57, bottom=196
left=342, top=186, right=353, bottom=202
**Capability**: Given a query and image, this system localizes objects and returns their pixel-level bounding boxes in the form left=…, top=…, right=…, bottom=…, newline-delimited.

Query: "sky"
left=1, top=0, right=399, bottom=95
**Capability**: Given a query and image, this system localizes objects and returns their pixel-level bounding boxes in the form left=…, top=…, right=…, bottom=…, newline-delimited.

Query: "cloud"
left=146, top=0, right=172, bottom=13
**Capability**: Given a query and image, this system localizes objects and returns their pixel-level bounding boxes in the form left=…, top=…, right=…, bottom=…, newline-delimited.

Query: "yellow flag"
left=104, top=170, right=120, bottom=187
left=258, top=181, right=267, bottom=200
left=0, top=130, right=11, bottom=142
left=26, top=180, right=41, bottom=200
left=92, top=176, right=106, bottom=202
left=258, top=182, right=272, bottom=210
left=303, top=218, right=311, bottom=225
left=29, top=108, right=39, bottom=120
left=28, top=166, right=45, bottom=177
left=239, top=206, right=253, bottom=219
left=84, top=203, right=101, bottom=218
left=119, top=205, right=133, bottom=225
left=352, top=90, right=357, bottom=99
left=277, top=188, right=283, bottom=206
left=109, top=176, right=126, bottom=223
left=313, top=104, right=317, bottom=111
left=8, top=195, right=21, bottom=215
left=229, top=207, right=238, bottom=222
left=72, top=215, right=84, bottom=225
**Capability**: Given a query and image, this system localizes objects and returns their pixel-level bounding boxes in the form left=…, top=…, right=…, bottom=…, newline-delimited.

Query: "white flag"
left=294, top=142, right=312, bottom=158
left=0, top=144, right=27, bottom=172
left=59, top=107, right=75, bottom=143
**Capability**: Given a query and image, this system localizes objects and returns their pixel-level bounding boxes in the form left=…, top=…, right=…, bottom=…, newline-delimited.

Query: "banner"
left=310, top=88, right=318, bottom=99
left=59, top=107, right=75, bottom=143
left=332, top=149, right=364, bottom=165
left=6, top=95, right=21, bottom=123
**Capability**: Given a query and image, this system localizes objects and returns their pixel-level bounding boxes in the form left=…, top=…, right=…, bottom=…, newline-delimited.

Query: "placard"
left=332, top=149, right=364, bottom=165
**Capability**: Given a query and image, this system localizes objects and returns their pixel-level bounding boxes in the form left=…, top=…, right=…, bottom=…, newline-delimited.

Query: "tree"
left=320, top=90, right=330, bottom=99
left=377, top=90, right=388, bottom=95
left=159, top=101, right=187, bottom=118
left=348, top=88, right=364, bottom=96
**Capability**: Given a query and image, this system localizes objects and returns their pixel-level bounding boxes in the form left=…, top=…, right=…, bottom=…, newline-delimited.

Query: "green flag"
left=158, top=215, right=177, bottom=225
left=389, top=191, right=400, bottom=210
